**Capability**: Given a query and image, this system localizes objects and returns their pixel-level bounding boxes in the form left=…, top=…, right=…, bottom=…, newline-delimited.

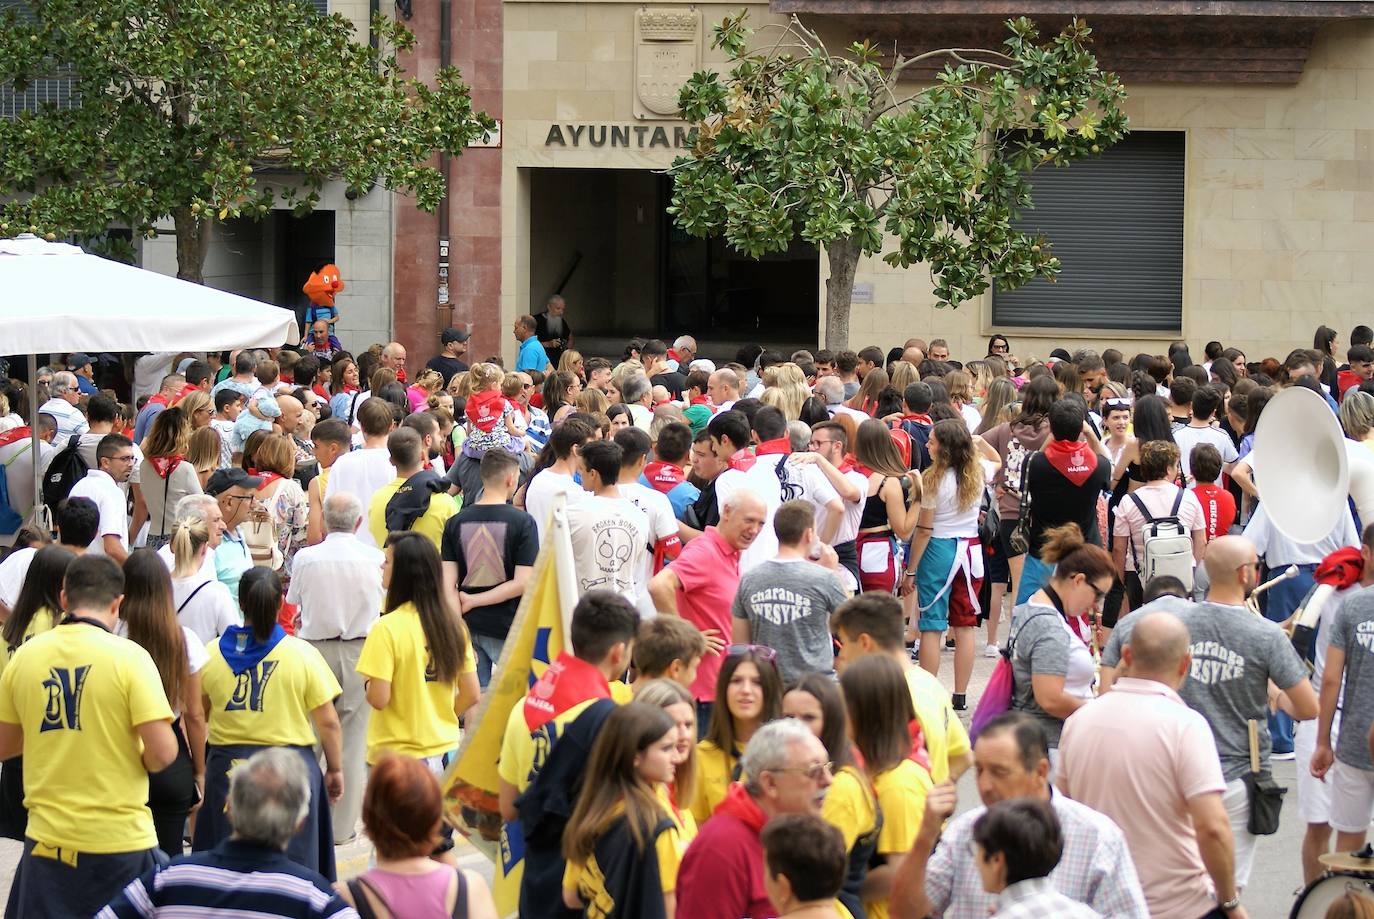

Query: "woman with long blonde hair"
left=888, top=361, right=920, bottom=397
left=576, top=385, right=610, bottom=416
left=945, top=370, right=981, bottom=431
left=178, top=390, right=214, bottom=430
left=902, top=419, right=1001, bottom=709
left=558, top=349, right=586, bottom=382
left=846, top=367, right=888, bottom=416
left=187, top=426, right=223, bottom=487
left=974, top=378, right=1018, bottom=436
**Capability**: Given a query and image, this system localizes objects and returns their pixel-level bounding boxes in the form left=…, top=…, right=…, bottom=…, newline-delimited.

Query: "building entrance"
left=528, top=167, right=819, bottom=354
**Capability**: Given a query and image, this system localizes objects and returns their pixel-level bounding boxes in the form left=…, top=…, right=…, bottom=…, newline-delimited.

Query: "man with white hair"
left=97, top=748, right=353, bottom=918
left=156, top=494, right=225, bottom=580
left=816, top=375, right=868, bottom=424
left=379, top=340, right=408, bottom=383
left=286, top=491, right=384, bottom=844
left=621, top=371, right=654, bottom=431
left=672, top=335, right=698, bottom=371
left=678, top=719, right=834, bottom=918
left=39, top=370, right=89, bottom=447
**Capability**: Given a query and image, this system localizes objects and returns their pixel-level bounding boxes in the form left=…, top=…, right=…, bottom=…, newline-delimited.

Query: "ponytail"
left=1041, top=523, right=1114, bottom=582
left=239, top=567, right=282, bottom=641
left=170, top=515, right=210, bottom=578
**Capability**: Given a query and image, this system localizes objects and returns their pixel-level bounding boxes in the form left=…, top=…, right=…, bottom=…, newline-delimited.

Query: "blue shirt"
left=637, top=473, right=701, bottom=520
left=96, top=839, right=354, bottom=919
left=75, top=375, right=99, bottom=396
left=214, top=528, right=253, bottom=605
left=132, top=401, right=164, bottom=444
left=516, top=336, right=551, bottom=373
left=304, top=304, right=339, bottom=325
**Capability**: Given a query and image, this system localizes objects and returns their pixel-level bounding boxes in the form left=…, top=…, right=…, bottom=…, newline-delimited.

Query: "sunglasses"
left=727, top=644, right=778, bottom=667
left=770, top=761, right=833, bottom=781
left=1103, top=398, right=1132, bottom=410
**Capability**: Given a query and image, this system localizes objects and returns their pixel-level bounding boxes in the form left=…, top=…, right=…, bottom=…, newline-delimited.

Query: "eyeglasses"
left=990, top=344, right=1009, bottom=353
left=808, top=438, right=837, bottom=449
left=727, top=644, right=778, bottom=667
left=1090, top=582, right=1110, bottom=604
left=224, top=494, right=255, bottom=503
left=770, top=761, right=834, bottom=781
left=111, top=454, right=136, bottom=464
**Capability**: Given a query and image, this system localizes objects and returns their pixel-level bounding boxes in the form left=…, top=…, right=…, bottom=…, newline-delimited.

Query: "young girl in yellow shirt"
left=689, top=646, right=782, bottom=823
left=635, top=678, right=700, bottom=847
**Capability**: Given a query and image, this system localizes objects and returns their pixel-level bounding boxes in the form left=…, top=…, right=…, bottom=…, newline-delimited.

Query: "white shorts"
left=1295, top=716, right=1338, bottom=825
left=1329, top=760, right=1374, bottom=834
left=1223, top=778, right=1257, bottom=890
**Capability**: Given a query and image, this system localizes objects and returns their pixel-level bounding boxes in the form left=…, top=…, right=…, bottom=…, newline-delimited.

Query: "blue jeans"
left=1017, top=553, right=1054, bottom=605
left=470, top=633, right=506, bottom=690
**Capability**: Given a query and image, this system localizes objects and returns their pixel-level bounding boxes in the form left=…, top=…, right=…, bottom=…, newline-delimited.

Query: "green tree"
left=0, top=0, right=494, bottom=281
left=669, top=13, right=1128, bottom=349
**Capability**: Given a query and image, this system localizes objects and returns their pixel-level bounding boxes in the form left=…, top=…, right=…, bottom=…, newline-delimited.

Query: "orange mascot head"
left=303, top=263, right=345, bottom=307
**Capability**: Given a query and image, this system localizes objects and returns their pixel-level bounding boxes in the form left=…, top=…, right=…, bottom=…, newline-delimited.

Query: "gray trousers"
left=308, top=637, right=370, bottom=844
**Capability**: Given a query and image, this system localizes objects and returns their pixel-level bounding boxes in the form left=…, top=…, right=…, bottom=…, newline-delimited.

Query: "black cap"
left=205, top=467, right=263, bottom=496
left=441, top=327, right=471, bottom=344
left=67, top=352, right=94, bottom=369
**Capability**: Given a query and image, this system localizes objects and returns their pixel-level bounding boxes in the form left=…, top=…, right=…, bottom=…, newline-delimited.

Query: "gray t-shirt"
left=732, top=558, right=846, bottom=682
left=1110, top=599, right=1306, bottom=781
left=1101, top=596, right=1196, bottom=668
left=1330, top=588, right=1374, bottom=771
left=1008, top=602, right=1095, bottom=748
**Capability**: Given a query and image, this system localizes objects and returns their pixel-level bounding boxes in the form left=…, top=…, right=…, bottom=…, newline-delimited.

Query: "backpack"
left=42, top=440, right=88, bottom=510
left=1128, top=489, right=1195, bottom=591
left=0, top=442, right=29, bottom=536
left=896, top=419, right=933, bottom=471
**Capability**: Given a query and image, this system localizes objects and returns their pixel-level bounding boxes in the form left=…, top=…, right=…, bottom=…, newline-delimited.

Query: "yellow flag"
left=442, top=497, right=577, bottom=918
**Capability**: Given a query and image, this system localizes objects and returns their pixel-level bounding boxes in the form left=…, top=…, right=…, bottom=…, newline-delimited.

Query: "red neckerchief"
left=848, top=454, right=873, bottom=477
left=0, top=427, right=31, bottom=449
left=908, top=719, right=933, bottom=774
left=689, top=394, right=713, bottom=408
left=170, top=384, right=199, bottom=406
left=250, top=470, right=284, bottom=491
left=523, top=652, right=611, bottom=731
left=728, top=449, right=758, bottom=472
left=900, top=412, right=933, bottom=426
left=148, top=393, right=171, bottom=409
left=312, top=384, right=330, bottom=402
left=1316, top=547, right=1365, bottom=590
left=837, top=457, right=855, bottom=473
left=147, top=456, right=184, bottom=479
left=644, top=461, right=686, bottom=493
left=1067, top=615, right=1091, bottom=646
left=1043, top=439, right=1096, bottom=486
left=653, top=399, right=672, bottom=410
left=396, top=368, right=407, bottom=384
left=465, top=390, right=507, bottom=433
left=715, top=782, right=768, bottom=831
left=755, top=436, right=790, bottom=456
left=667, top=348, right=680, bottom=362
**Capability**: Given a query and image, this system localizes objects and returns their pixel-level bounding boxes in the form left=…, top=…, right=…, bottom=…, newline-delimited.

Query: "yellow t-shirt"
left=356, top=602, right=477, bottom=763
left=864, top=759, right=934, bottom=919
left=906, top=665, right=970, bottom=784
left=658, top=783, right=697, bottom=853
left=0, top=606, right=56, bottom=676
left=821, top=764, right=879, bottom=852
left=562, top=810, right=683, bottom=906
left=367, top=477, right=459, bottom=549
left=0, top=622, right=173, bottom=852
left=689, top=739, right=741, bottom=825
left=201, top=634, right=341, bottom=747
left=498, top=680, right=636, bottom=792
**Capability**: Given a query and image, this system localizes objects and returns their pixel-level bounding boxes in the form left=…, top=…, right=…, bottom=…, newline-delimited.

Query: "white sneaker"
left=983, top=643, right=1000, bottom=658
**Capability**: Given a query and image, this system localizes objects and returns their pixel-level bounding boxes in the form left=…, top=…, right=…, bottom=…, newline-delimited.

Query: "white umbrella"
left=0, top=233, right=302, bottom=528
left=0, top=233, right=298, bottom=353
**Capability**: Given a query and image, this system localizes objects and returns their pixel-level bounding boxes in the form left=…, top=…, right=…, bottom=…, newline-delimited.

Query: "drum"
left=1291, top=873, right=1374, bottom=918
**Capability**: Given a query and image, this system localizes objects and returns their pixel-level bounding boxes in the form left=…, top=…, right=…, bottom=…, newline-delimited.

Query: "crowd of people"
left=0, top=307, right=1372, bottom=918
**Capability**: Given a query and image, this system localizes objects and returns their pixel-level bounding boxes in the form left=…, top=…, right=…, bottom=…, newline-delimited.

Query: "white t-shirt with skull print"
left=566, top=494, right=652, bottom=609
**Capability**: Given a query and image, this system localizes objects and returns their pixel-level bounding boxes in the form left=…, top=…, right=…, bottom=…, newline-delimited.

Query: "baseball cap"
left=67, top=352, right=94, bottom=370
left=441, top=327, right=472, bottom=344
left=205, top=467, right=264, bottom=496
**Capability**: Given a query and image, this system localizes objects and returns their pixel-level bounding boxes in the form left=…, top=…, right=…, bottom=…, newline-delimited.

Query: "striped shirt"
left=96, top=839, right=357, bottom=919
left=924, top=791, right=1148, bottom=919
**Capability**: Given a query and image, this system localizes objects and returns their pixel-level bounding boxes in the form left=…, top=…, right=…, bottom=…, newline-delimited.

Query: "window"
left=991, top=131, right=1185, bottom=332
left=0, top=1, right=75, bottom=119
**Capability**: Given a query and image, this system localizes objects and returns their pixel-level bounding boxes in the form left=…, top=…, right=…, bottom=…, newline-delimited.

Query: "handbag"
left=1243, top=719, right=1286, bottom=835
left=969, top=609, right=1055, bottom=742
left=1006, top=448, right=1035, bottom=556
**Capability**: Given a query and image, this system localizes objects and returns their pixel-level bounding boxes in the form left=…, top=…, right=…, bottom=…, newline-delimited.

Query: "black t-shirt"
left=651, top=370, right=688, bottom=399
left=1025, top=450, right=1111, bottom=557
left=427, top=355, right=469, bottom=385
left=440, top=503, right=539, bottom=638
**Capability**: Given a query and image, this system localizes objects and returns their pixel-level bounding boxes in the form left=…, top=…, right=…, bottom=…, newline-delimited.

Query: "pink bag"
left=970, top=656, right=1013, bottom=742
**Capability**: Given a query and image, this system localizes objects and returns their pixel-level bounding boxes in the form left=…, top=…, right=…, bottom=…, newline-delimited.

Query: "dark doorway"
left=273, top=210, right=335, bottom=332
left=529, top=168, right=819, bottom=351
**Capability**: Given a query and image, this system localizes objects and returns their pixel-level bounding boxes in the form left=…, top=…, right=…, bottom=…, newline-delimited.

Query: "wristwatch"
left=1219, top=895, right=1241, bottom=912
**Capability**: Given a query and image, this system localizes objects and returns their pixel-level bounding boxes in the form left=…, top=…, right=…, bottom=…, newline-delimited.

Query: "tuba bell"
left=1251, top=386, right=1349, bottom=546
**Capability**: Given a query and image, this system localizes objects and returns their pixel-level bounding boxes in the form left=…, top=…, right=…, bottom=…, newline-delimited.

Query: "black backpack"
left=42, top=440, right=89, bottom=509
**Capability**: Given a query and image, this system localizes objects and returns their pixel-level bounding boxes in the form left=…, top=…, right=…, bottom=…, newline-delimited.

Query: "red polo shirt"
left=672, top=526, right=741, bottom=702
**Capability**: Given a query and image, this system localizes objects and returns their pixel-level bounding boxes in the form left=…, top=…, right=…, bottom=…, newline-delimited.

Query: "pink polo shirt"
left=672, top=526, right=741, bottom=701
left=1056, top=677, right=1226, bottom=919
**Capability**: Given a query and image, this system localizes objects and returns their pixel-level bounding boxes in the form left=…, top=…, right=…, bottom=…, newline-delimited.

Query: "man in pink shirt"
left=649, top=488, right=767, bottom=718
left=1057, top=611, right=1245, bottom=919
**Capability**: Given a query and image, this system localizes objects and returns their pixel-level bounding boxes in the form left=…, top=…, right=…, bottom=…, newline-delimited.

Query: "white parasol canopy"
left=0, top=233, right=301, bottom=534
left=0, top=233, right=299, bottom=352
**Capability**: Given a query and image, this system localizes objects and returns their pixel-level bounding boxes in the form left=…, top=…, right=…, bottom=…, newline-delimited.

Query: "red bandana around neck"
left=643, top=461, right=686, bottom=493
left=754, top=436, right=791, bottom=456
left=0, top=427, right=32, bottom=449
left=1043, top=439, right=1096, bottom=486
left=248, top=469, right=284, bottom=491
left=901, top=412, right=933, bottom=426
left=689, top=394, right=713, bottom=408
left=715, top=782, right=768, bottom=833
left=147, top=456, right=184, bottom=479
left=523, top=652, right=612, bottom=732
left=465, top=390, right=507, bottom=433
left=728, top=449, right=758, bottom=472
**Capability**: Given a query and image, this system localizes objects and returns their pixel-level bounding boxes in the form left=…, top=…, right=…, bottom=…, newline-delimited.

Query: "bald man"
left=1060, top=612, right=1243, bottom=919
left=275, top=394, right=304, bottom=436
left=901, top=346, right=925, bottom=367
left=1101, top=535, right=1316, bottom=891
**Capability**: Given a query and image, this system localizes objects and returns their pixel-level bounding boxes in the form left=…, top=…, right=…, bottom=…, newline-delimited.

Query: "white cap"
left=689, top=358, right=716, bottom=373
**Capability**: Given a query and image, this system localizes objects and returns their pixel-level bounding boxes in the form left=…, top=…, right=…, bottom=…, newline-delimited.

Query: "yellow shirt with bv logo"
left=201, top=634, right=341, bottom=747
left=356, top=602, right=477, bottom=764
left=0, top=622, right=173, bottom=853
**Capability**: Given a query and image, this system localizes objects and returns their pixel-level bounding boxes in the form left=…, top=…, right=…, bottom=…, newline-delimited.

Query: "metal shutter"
left=991, top=131, right=1185, bottom=332
left=0, top=0, right=75, bottom=119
